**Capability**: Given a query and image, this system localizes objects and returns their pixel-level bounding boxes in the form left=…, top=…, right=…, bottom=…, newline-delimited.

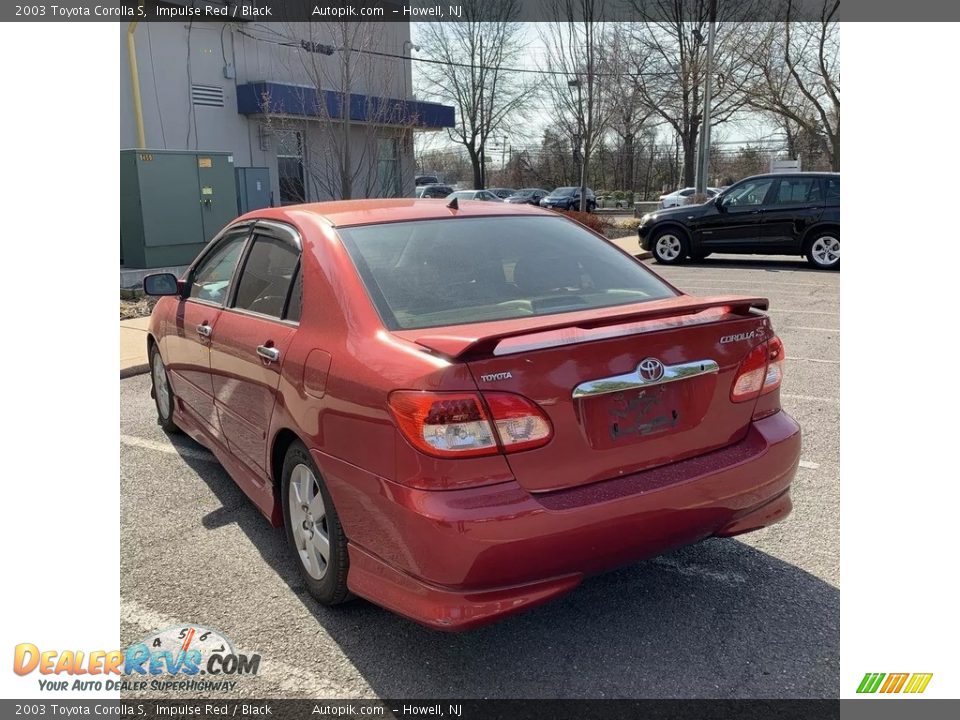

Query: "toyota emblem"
left=638, top=358, right=665, bottom=382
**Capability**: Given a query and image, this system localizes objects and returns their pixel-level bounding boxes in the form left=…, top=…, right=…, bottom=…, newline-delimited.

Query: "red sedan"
left=143, top=199, right=800, bottom=631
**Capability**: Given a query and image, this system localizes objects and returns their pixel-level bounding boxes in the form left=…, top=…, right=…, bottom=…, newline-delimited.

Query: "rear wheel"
left=651, top=229, right=689, bottom=265
left=689, top=251, right=712, bottom=262
left=150, top=345, right=179, bottom=434
left=281, top=442, right=351, bottom=606
left=806, top=232, right=840, bottom=270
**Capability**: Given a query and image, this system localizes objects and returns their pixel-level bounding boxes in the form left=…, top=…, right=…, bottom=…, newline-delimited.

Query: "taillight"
left=388, top=391, right=552, bottom=458
left=731, top=336, right=785, bottom=403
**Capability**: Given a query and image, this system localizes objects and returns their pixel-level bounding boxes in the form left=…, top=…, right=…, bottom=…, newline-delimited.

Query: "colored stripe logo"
left=857, top=672, right=933, bottom=694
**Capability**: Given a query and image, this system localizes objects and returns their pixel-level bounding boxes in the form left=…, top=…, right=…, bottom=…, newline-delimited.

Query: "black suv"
left=638, top=172, right=839, bottom=269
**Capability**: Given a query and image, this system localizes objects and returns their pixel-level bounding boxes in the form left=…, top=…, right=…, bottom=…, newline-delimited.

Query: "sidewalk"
left=120, top=317, right=151, bottom=378
left=609, top=234, right=652, bottom=260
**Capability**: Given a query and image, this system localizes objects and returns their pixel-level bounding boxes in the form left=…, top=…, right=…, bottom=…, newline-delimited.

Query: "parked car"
left=445, top=189, right=501, bottom=202
left=658, top=187, right=721, bottom=209
left=143, top=199, right=800, bottom=630
left=539, top=186, right=597, bottom=212
left=638, top=172, right=840, bottom=269
left=486, top=187, right=516, bottom=199
left=504, top=188, right=549, bottom=205
left=415, top=174, right=441, bottom=186
left=415, top=184, right=454, bottom=199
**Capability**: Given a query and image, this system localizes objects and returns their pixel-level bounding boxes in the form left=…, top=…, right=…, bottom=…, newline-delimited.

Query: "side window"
left=826, top=177, right=840, bottom=202
left=679, top=189, right=694, bottom=197
left=772, top=177, right=821, bottom=205
left=189, top=230, right=249, bottom=304
left=725, top=179, right=774, bottom=208
left=233, top=235, right=300, bottom=319
left=285, top=267, right=303, bottom=323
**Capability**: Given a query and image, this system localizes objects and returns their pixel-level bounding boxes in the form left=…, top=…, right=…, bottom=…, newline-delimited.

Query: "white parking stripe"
left=786, top=356, right=840, bottom=364
left=120, top=434, right=216, bottom=462
left=799, top=460, right=820, bottom=470
left=767, top=309, right=840, bottom=316
left=781, top=326, right=840, bottom=333
left=665, top=278, right=823, bottom=288
left=120, top=597, right=359, bottom=696
left=783, top=393, right=841, bottom=404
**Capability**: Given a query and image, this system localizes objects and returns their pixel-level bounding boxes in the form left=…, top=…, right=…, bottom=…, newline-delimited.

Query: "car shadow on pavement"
left=676, top=256, right=839, bottom=274
left=172, top=438, right=838, bottom=700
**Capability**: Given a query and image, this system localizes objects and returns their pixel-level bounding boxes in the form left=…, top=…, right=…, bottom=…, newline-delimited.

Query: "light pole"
left=402, top=40, right=420, bottom=100
left=695, top=0, right=718, bottom=196
left=568, top=77, right=587, bottom=211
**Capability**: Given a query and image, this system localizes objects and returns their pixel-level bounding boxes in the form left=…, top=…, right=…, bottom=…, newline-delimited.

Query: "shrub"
left=551, top=208, right=609, bottom=233
left=614, top=217, right=643, bottom=230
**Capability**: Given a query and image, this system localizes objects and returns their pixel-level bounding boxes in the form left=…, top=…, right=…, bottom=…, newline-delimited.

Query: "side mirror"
left=143, top=273, right=181, bottom=297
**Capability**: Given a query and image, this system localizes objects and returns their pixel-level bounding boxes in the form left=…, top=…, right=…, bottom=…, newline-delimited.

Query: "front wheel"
left=281, top=442, right=351, bottom=606
left=651, top=229, right=689, bottom=265
left=150, top=345, right=179, bottom=434
left=806, top=232, right=840, bottom=270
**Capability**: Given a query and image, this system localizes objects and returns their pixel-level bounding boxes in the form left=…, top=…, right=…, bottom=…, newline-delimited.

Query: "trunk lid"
left=399, top=297, right=773, bottom=493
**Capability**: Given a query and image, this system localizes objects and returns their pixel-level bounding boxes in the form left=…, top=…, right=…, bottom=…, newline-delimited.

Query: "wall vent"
left=191, top=84, right=225, bottom=107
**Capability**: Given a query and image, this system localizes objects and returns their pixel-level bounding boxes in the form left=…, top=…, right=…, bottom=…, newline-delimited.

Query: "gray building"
left=120, top=19, right=453, bottom=207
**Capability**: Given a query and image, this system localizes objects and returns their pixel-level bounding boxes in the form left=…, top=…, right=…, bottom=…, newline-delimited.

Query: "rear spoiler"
left=405, top=295, right=769, bottom=360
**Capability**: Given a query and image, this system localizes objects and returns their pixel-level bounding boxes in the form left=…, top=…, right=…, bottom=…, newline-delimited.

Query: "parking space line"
left=674, top=286, right=824, bottom=296
left=781, top=326, right=840, bottom=333
left=782, top=393, right=840, bottom=404
left=120, top=434, right=216, bottom=462
left=767, top=309, right=840, bottom=316
left=799, top=460, right=820, bottom=470
left=662, top=279, right=823, bottom=288
left=121, top=596, right=355, bottom=696
left=786, top=356, right=840, bottom=364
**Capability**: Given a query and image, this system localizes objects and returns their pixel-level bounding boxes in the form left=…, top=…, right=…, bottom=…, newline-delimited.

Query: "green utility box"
left=120, top=149, right=238, bottom=269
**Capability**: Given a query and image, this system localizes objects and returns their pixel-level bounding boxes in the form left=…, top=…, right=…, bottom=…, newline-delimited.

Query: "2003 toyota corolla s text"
left=143, top=199, right=801, bottom=631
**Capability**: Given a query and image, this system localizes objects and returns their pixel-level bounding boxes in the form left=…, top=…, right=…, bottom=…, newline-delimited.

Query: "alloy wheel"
left=811, top=235, right=840, bottom=266
left=656, top=234, right=683, bottom=261
left=288, top=463, right=330, bottom=580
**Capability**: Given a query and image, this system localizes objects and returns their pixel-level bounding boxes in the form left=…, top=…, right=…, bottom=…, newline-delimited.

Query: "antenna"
left=446, top=196, right=459, bottom=210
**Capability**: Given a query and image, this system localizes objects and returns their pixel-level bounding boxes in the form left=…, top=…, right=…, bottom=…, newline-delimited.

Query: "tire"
left=689, top=251, right=712, bottom=262
left=806, top=231, right=840, bottom=270
left=587, top=201, right=597, bottom=213
left=651, top=228, right=689, bottom=265
left=281, top=441, right=351, bottom=605
left=150, top=345, right=179, bottom=434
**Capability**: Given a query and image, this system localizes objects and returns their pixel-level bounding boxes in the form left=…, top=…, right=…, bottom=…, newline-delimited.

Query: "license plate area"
left=578, top=376, right=715, bottom=450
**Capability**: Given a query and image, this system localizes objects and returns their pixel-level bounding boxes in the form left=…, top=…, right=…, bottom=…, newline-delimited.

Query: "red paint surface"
left=149, top=200, right=801, bottom=630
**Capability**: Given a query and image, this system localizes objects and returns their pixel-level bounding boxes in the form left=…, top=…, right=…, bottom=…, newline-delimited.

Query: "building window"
left=277, top=131, right=305, bottom=205
left=378, top=137, right=400, bottom=198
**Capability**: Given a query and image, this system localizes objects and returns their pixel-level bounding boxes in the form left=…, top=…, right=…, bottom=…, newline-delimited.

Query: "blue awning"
left=237, top=82, right=454, bottom=130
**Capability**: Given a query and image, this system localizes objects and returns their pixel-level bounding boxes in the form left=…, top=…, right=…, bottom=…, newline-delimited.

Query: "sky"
left=409, top=21, right=783, bottom=158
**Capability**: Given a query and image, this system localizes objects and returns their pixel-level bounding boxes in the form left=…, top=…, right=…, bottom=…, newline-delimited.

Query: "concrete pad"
left=120, top=317, right=151, bottom=377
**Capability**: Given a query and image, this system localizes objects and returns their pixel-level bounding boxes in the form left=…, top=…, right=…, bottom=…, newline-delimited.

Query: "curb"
left=121, top=364, right=150, bottom=379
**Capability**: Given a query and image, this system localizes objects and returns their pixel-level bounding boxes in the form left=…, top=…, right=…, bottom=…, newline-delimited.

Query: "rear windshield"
left=337, top=216, right=677, bottom=330
left=552, top=187, right=577, bottom=196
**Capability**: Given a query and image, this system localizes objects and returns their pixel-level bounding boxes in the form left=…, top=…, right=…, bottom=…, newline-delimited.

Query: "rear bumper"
left=332, top=411, right=800, bottom=631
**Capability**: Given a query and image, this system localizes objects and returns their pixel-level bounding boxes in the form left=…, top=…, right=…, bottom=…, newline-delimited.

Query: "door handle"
left=257, top=345, right=281, bottom=363
left=197, top=323, right=212, bottom=338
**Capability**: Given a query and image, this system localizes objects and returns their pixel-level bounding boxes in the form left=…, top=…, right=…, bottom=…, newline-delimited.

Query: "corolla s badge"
left=637, top=358, right=665, bottom=382
left=720, top=330, right=759, bottom=344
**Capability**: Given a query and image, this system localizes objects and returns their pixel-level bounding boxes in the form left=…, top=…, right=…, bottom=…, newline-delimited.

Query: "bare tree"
left=540, top=0, right=611, bottom=210
left=738, top=0, right=840, bottom=170
left=628, top=0, right=753, bottom=187
left=603, top=23, right=656, bottom=193
left=258, top=22, right=418, bottom=201
left=416, top=0, right=536, bottom=189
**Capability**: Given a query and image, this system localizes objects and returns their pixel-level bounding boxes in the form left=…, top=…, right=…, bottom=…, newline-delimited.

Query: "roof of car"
left=265, top=198, right=551, bottom=228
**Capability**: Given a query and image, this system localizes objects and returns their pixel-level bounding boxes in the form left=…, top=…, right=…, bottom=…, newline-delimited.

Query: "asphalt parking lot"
left=120, top=254, right=839, bottom=699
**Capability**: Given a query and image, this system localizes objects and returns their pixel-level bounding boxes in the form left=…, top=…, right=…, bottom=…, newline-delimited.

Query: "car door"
left=759, top=176, right=826, bottom=252
left=208, top=222, right=302, bottom=476
left=165, top=225, right=251, bottom=440
left=695, top=177, right=775, bottom=252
